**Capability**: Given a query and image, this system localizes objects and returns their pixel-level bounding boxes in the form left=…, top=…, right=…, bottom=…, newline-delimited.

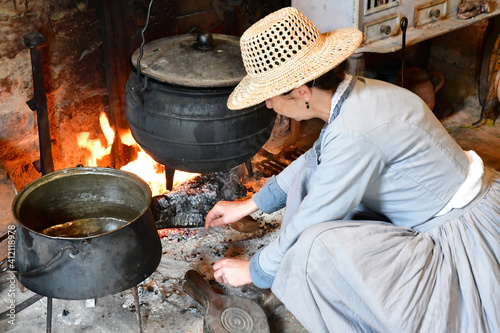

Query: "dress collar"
left=328, top=74, right=354, bottom=123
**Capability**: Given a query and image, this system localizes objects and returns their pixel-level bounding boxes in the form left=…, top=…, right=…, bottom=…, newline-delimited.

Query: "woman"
left=205, top=7, right=500, bottom=333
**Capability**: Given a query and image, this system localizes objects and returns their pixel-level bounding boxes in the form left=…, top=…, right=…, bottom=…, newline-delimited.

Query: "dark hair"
left=306, top=60, right=347, bottom=90
left=283, top=60, right=348, bottom=95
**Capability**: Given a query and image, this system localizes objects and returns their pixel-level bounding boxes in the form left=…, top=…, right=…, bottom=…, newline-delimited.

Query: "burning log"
left=150, top=171, right=247, bottom=228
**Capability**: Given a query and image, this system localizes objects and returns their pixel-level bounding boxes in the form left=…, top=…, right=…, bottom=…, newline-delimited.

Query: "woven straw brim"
left=227, top=28, right=363, bottom=110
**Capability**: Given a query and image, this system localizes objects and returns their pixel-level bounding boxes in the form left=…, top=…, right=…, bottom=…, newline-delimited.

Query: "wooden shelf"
left=356, top=7, right=500, bottom=54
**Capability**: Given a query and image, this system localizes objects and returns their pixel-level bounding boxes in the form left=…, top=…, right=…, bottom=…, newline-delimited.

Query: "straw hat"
left=227, top=7, right=363, bottom=110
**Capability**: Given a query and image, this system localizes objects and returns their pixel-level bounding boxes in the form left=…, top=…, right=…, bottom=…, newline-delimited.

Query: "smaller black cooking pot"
left=11, top=167, right=162, bottom=300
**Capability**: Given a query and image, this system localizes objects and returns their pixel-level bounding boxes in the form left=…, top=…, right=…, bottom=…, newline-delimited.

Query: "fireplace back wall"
left=0, top=0, right=289, bottom=190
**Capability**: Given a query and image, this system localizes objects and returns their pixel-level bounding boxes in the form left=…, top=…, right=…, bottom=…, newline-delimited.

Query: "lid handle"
left=195, top=31, right=214, bottom=50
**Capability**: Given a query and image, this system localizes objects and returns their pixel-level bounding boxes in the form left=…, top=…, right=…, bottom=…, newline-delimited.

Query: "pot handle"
left=15, top=245, right=79, bottom=277
left=429, top=70, right=445, bottom=93
left=183, top=270, right=210, bottom=309
left=127, top=0, right=154, bottom=107
left=129, top=76, right=149, bottom=106
left=183, top=270, right=226, bottom=310
left=0, top=258, right=8, bottom=273
left=0, top=232, right=11, bottom=273
left=135, top=0, right=154, bottom=85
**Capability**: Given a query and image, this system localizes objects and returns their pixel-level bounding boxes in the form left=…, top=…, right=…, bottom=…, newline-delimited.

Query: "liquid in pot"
left=41, top=217, right=128, bottom=238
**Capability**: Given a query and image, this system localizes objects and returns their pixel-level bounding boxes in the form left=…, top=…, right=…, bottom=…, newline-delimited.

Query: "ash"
left=121, top=208, right=285, bottom=323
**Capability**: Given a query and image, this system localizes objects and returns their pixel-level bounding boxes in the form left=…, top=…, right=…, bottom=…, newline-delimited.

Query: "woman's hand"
left=205, top=198, right=258, bottom=229
left=213, top=259, right=252, bottom=287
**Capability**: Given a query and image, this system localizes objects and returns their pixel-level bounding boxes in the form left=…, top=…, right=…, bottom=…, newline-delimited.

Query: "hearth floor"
left=0, top=104, right=499, bottom=333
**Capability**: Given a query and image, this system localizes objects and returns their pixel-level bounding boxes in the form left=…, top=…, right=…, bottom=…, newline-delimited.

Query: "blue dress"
left=250, top=77, right=500, bottom=332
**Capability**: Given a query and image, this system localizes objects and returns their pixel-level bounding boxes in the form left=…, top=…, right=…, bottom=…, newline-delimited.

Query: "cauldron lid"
left=131, top=33, right=246, bottom=88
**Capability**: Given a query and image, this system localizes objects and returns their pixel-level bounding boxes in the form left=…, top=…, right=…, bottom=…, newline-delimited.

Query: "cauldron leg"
left=245, top=159, right=254, bottom=178
left=165, top=167, right=175, bottom=191
left=133, top=285, right=143, bottom=333
left=46, top=297, right=52, bottom=333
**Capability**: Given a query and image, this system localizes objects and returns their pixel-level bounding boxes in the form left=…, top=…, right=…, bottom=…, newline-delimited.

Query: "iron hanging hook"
left=136, top=0, right=154, bottom=86
left=130, top=0, right=154, bottom=105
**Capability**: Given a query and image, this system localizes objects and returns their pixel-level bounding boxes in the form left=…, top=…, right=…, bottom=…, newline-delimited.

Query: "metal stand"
left=165, top=167, right=175, bottom=191
left=132, top=286, right=143, bottom=333
left=245, top=159, right=254, bottom=178
left=41, top=287, right=144, bottom=332
left=0, top=293, right=43, bottom=321
left=46, top=297, right=53, bottom=333
left=0, top=286, right=144, bottom=332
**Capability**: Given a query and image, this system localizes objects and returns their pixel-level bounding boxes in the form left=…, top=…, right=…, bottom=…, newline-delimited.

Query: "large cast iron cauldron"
left=125, top=32, right=276, bottom=175
left=11, top=167, right=162, bottom=300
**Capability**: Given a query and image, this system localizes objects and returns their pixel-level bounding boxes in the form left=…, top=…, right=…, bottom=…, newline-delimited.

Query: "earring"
left=305, top=102, right=310, bottom=109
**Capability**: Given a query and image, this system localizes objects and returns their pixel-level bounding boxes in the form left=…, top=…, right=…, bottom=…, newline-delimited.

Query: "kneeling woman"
left=206, top=7, right=500, bottom=333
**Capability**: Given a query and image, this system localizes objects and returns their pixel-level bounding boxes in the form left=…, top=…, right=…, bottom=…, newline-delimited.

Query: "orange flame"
left=119, top=128, right=167, bottom=196
left=76, top=113, right=114, bottom=166
left=76, top=112, right=198, bottom=196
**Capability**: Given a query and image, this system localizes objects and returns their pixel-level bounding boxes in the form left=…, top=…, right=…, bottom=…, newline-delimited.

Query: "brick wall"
left=0, top=0, right=289, bottom=190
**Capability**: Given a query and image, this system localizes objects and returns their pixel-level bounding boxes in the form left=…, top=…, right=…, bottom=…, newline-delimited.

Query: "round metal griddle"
left=183, top=270, right=270, bottom=333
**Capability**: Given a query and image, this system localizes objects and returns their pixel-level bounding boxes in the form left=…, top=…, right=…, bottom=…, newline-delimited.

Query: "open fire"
left=75, top=112, right=248, bottom=231
left=76, top=112, right=198, bottom=196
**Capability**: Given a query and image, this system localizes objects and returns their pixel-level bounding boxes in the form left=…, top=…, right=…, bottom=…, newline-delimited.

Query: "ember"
left=157, top=228, right=200, bottom=239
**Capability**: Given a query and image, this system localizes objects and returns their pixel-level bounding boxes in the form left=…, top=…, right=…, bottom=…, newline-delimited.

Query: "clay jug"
left=403, top=67, right=445, bottom=110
